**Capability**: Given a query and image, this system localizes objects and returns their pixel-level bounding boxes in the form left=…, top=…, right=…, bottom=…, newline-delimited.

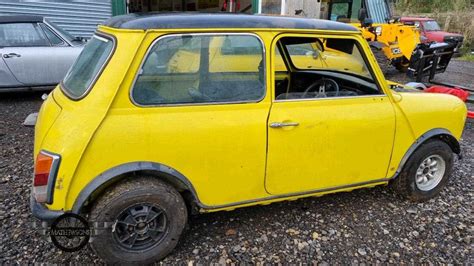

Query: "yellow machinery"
left=326, top=0, right=455, bottom=77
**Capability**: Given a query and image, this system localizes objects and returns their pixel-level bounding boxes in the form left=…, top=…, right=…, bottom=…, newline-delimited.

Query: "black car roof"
left=0, top=15, right=43, bottom=24
left=103, top=13, right=358, bottom=32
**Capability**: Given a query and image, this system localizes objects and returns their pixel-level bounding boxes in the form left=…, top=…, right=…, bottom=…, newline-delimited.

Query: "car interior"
left=274, top=37, right=382, bottom=100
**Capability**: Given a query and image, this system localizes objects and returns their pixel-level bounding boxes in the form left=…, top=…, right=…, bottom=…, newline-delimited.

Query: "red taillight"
left=34, top=173, right=49, bottom=186
left=33, top=151, right=60, bottom=204
left=34, top=152, right=54, bottom=186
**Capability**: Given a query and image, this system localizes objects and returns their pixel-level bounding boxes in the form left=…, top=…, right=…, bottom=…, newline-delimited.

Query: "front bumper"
left=30, top=195, right=64, bottom=222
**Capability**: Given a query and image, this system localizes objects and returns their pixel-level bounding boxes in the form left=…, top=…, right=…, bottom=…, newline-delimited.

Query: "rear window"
left=61, top=35, right=114, bottom=99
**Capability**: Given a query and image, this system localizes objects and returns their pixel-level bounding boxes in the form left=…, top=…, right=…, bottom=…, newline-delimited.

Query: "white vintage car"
left=0, top=15, right=84, bottom=91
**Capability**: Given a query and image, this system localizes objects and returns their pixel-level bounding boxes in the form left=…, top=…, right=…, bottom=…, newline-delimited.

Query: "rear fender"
left=71, top=162, right=200, bottom=214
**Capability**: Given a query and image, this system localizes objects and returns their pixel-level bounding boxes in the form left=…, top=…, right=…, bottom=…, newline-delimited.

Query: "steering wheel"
left=302, top=78, right=340, bottom=98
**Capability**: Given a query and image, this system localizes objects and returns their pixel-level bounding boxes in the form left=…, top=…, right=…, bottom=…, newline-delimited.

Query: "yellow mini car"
left=31, top=13, right=467, bottom=263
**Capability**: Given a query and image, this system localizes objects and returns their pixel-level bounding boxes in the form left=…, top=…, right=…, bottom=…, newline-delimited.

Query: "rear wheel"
left=89, top=177, right=187, bottom=264
left=391, top=140, right=453, bottom=201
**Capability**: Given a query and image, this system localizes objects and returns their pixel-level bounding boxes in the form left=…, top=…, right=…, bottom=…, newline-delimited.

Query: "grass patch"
left=458, top=54, right=474, bottom=62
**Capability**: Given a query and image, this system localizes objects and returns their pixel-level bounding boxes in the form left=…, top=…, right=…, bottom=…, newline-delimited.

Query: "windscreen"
left=423, top=21, right=441, bottom=31
left=62, top=35, right=113, bottom=99
left=279, top=37, right=373, bottom=80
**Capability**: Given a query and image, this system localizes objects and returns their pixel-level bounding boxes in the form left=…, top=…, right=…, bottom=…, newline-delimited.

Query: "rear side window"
left=62, top=35, right=114, bottom=99
left=132, top=34, right=265, bottom=106
left=0, top=23, right=49, bottom=47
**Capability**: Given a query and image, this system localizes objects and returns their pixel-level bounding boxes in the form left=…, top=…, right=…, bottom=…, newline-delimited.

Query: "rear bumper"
left=30, top=195, right=64, bottom=222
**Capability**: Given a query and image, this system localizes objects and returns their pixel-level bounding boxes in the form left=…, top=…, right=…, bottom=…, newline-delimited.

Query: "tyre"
left=370, top=47, right=391, bottom=75
left=89, top=177, right=188, bottom=264
left=394, top=57, right=410, bottom=72
left=391, top=140, right=454, bottom=202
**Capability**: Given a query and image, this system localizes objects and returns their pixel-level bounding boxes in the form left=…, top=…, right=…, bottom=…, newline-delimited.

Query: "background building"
left=0, top=0, right=397, bottom=38
left=0, top=0, right=259, bottom=38
left=0, top=0, right=112, bottom=38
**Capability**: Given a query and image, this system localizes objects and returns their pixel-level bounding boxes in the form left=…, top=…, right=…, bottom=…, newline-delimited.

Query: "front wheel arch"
left=393, top=128, right=460, bottom=179
left=72, top=162, right=201, bottom=215
left=434, top=134, right=461, bottom=155
left=391, top=139, right=454, bottom=201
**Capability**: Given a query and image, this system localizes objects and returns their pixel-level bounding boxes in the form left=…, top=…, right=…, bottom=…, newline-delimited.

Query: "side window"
left=274, top=36, right=382, bottom=101
left=0, top=23, right=49, bottom=47
left=40, top=24, right=65, bottom=46
left=142, top=36, right=201, bottom=75
left=132, top=34, right=265, bottom=105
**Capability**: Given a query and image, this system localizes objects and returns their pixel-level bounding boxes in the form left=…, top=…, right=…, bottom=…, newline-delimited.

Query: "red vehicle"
left=401, top=17, right=464, bottom=52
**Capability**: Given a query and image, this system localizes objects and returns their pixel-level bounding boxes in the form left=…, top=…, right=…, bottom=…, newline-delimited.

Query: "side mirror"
left=361, top=18, right=374, bottom=28
left=358, top=8, right=368, bottom=22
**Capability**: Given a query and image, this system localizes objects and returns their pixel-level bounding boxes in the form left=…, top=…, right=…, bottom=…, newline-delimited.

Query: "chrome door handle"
left=3, top=53, right=21, bottom=58
left=269, top=122, right=299, bottom=128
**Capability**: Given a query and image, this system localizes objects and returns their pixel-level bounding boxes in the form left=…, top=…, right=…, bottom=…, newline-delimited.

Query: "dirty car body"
left=31, top=13, right=467, bottom=263
left=0, top=15, right=83, bottom=91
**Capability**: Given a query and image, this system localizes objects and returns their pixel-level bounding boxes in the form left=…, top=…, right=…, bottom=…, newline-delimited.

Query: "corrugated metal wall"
left=0, top=0, right=112, bottom=38
left=366, top=0, right=391, bottom=23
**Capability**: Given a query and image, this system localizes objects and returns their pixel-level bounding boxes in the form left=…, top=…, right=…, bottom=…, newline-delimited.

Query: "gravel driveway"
left=0, top=60, right=472, bottom=264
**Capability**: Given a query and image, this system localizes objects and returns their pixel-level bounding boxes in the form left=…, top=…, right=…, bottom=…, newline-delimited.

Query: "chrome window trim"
left=59, top=31, right=116, bottom=101
left=273, top=94, right=388, bottom=103
left=129, top=32, right=267, bottom=108
left=44, top=20, right=73, bottom=46
left=39, top=23, right=67, bottom=47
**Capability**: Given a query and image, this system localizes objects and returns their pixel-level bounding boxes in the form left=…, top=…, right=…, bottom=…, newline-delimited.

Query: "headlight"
left=375, top=26, right=382, bottom=36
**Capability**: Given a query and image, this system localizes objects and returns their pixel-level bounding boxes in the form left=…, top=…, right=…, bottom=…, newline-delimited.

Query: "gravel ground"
left=0, top=60, right=473, bottom=264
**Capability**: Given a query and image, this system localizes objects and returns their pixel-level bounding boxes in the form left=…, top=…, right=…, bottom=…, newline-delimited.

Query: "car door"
left=265, top=34, right=396, bottom=195
left=0, top=22, right=80, bottom=86
left=126, top=33, right=270, bottom=206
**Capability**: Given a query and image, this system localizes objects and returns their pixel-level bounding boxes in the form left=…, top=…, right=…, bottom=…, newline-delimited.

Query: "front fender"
left=392, top=128, right=460, bottom=178
left=387, top=91, right=466, bottom=178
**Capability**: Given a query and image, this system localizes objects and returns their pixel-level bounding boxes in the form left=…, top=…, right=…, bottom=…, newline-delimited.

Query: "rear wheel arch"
left=72, top=162, right=201, bottom=214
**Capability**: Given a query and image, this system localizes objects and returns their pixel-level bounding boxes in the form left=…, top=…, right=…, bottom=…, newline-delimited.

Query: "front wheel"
left=391, top=140, right=454, bottom=202
left=89, top=177, right=187, bottom=264
left=394, top=57, right=410, bottom=72
left=371, top=47, right=391, bottom=75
